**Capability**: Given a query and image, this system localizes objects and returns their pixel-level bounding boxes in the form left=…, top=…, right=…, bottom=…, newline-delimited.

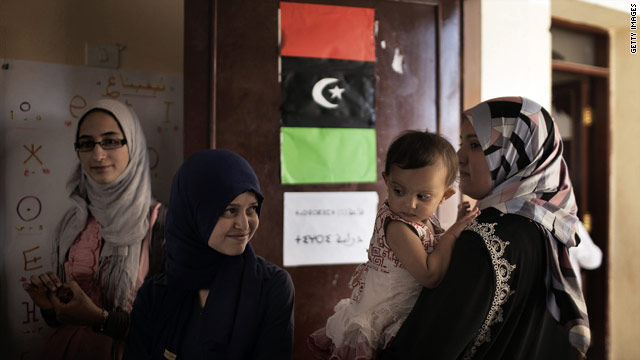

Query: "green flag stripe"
left=281, top=127, right=377, bottom=184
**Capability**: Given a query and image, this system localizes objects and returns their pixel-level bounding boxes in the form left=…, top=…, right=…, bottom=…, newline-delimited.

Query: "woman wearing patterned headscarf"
left=123, top=149, right=295, bottom=360
left=381, top=97, right=590, bottom=359
left=23, top=99, right=166, bottom=360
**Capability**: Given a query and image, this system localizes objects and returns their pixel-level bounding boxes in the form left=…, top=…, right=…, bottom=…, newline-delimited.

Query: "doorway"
left=551, top=18, right=610, bottom=360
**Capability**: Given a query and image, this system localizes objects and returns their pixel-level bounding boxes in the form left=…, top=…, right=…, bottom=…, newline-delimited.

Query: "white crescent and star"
left=312, top=78, right=345, bottom=109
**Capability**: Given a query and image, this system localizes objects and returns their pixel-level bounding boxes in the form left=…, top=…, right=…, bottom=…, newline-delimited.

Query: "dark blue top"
left=123, top=149, right=294, bottom=359
left=123, top=256, right=294, bottom=360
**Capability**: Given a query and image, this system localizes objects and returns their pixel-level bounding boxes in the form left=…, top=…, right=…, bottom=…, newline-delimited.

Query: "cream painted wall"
left=464, top=0, right=552, bottom=109
left=608, top=24, right=640, bottom=360
left=461, top=0, right=551, bottom=210
left=0, top=0, right=183, bottom=73
left=551, top=2, right=640, bottom=358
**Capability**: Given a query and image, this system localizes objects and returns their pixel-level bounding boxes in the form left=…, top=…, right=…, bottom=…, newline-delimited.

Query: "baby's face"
left=383, top=162, right=455, bottom=224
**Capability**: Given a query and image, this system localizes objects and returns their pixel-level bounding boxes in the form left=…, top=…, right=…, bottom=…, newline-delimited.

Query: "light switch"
left=86, top=43, right=120, bottom=69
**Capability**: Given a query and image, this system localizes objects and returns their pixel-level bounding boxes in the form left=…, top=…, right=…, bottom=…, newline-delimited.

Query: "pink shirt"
left=44, top=203, right=161, bottom=360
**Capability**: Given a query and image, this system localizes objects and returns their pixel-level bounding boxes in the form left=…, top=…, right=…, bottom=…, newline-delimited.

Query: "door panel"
left=184, top=1, right=461, bottom=358
left=552, top=70, right=609, bottom=359
left=553, top=79, right=588, bottom=214
left=375, top=2, right=437, bottom=134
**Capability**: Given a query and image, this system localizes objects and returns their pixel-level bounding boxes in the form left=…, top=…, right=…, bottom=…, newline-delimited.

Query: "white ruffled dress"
left=308, top=201, right=442, bottom=360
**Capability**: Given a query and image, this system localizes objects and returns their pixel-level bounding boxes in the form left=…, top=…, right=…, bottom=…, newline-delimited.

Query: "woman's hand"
left=50, top=281, right=105, bottom=326
left=23, top=271, right=62, bottom=311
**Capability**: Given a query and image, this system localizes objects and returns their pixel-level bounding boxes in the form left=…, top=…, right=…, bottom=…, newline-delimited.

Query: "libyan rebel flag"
left=280, top=2, right=376, bottom=184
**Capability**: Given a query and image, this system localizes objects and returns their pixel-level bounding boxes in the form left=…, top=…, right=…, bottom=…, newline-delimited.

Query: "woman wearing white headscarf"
left=23, top=99, right=165, bottom=360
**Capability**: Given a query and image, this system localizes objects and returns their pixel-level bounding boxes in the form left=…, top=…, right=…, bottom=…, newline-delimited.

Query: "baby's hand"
left=448, top=207, right=480, bottom=238
left=457, top=201, right=472, bottom=220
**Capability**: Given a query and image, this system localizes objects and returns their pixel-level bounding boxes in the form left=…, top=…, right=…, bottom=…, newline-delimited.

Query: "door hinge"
left=582, top=212, right=592, bottom=233
left=582, top=107, right=593, bottom=127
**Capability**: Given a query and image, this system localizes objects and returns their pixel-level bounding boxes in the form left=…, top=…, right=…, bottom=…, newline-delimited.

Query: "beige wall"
left=462, top=0, right=551, bottom=210
left=482, top=0, right=552, bottom=108
left=608, top=24, right=640, bottom=360
left=610, top=30, right=639, bottom=357
left=0, top=0, right=183, bottom=73
left=463, top=0, right=552, bottom=110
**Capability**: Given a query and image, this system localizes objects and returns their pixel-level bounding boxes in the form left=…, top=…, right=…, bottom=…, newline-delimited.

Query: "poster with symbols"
left=0, top=59, right=183, bottom=359
left=283, top=191, right=378, bottom=266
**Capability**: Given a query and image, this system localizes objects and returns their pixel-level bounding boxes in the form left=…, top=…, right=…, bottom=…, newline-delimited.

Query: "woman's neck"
left=198, top=289, right=209, bottom=308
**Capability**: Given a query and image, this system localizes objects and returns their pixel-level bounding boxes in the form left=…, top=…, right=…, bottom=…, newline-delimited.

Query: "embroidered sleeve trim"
left=463, top=221, right=516, bottom=359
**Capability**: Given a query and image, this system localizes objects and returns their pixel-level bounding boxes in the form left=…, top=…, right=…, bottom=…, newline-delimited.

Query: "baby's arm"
left=457, top=201, right=471, bottom=220
left=449, top=206, right=480, bottom=238
left=387, top=209, right=479, bottom=288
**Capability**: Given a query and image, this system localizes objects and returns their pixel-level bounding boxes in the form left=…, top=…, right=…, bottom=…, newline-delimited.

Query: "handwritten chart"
left=0, top=59, right=183, bottom=359
left=283, top=191, right=378, bottom=266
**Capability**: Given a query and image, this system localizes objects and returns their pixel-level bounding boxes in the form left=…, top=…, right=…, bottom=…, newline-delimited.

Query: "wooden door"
left=553, top=74, right=609, bottom=360
left=184, top=1, right=461, bottom=358
left=553, top=80, right=590, bottom=218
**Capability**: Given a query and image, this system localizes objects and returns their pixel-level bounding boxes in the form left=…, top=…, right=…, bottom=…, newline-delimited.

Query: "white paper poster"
left=283, top=191, right=378, bottom=266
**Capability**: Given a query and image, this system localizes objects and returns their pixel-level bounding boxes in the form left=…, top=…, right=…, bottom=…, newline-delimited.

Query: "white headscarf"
left=53, top=99, right=151, bottom=310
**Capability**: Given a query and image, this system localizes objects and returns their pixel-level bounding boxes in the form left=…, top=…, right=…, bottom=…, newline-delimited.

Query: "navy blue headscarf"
left=159, top=149, right=264, bottom=358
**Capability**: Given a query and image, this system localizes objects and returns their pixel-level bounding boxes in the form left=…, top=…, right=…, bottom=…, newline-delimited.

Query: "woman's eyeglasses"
left=74, top=139, right=127, bottom=152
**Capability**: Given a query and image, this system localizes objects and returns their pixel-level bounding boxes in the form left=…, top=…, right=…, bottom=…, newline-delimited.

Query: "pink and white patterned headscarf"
left=464, top=96, right=590, bottom=356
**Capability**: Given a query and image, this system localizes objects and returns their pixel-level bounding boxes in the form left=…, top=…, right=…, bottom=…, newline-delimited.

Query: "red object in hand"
left=57, top=286, right=73, bottom=304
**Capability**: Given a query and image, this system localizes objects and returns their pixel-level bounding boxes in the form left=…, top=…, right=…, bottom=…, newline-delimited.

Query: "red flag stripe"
left=280, top=2, right=375, bottom=62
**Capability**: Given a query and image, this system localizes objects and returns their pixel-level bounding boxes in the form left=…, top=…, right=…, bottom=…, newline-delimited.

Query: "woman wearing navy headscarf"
left=123, top=149, right=295, bottom=359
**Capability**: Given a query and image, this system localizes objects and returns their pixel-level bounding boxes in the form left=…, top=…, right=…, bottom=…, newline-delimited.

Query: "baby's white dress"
left=308, top=201, right=442, bottom=360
